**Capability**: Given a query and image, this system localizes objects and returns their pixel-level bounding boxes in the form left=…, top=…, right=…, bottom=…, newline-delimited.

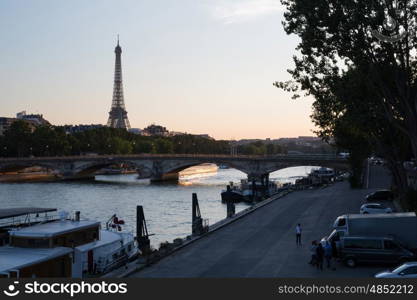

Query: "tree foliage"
left=0, top=125, right=285, bottom=157
left=277, top=0, right=417, bottom=191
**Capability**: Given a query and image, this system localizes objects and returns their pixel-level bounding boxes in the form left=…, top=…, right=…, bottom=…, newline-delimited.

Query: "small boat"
left=308, top=167, right=335, bottom=185
left=221, top=180, right=281, bottom=203
left=221, top=182, right=244, bottom=203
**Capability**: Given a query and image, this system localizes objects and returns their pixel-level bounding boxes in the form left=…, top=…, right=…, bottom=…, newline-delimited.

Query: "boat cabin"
left=9, top=220, right=100, bottom=248
left=0, top=208, right=100, bottom=278
left=0, top=208, right=137, bottom=278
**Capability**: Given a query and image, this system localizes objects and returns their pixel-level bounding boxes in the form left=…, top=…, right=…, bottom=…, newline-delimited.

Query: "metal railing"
left=0, top=153, right=347, bottom=162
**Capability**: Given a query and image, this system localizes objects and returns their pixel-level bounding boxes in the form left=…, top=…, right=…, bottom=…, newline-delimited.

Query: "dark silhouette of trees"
left=276, top=0, right=417, bottom=207
left=0, top=126, right=233, bottom=157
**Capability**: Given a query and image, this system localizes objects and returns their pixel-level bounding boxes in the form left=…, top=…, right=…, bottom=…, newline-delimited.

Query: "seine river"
left=0, top=166, right=316, bottom=248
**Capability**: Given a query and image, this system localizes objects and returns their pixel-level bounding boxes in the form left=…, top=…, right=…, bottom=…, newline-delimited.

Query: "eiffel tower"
left=107, top=36, right=131, bottom=130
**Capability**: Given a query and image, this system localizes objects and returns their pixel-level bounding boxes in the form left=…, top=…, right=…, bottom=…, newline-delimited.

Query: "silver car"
left=360, top=203, right=392, bottom=214
left=375, top=262, right=417, bottom=278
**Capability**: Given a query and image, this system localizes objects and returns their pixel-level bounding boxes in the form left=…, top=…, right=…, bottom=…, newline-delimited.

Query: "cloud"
left=212, top=0, right=284, bottom=24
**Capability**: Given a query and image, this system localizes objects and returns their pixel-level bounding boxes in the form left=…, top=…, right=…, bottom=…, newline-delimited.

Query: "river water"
left=0, top=166, right=317, bottom=248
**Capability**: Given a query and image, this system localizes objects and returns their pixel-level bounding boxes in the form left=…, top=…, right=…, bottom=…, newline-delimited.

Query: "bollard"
left=136, top=206, right=151, bottom=255
left=226, top=200, right=235, bottom=218
left=74, top=211, right=80, bottom=222
left=192, top=193, right=204, bottom=235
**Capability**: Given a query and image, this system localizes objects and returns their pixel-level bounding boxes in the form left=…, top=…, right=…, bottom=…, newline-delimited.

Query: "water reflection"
left=0, top=166, right=317, bottom=247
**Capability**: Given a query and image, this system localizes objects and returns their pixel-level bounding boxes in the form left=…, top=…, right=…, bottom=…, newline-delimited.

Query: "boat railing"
left=0, top=214, right=58, bottom=229
left=95, top=247, right=131, bottom=274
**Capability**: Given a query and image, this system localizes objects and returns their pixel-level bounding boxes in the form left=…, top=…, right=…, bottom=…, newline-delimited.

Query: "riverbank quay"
left=0, top=172, right=57, bottom=182
left=104, top=188, right=295, bottom=278
left=126, top=166, right=392, bottom=278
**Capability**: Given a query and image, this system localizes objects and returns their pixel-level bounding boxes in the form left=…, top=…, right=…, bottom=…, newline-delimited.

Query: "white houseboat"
left=0, top=208, right=137, bottom=278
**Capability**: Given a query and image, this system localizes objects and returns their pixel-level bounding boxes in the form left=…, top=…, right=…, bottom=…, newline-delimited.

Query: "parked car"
left=360, top=203, right=392, bottom=214
left=375, top=262, right=417, bottom=278
left=365, top=190, right=394, bottom=202
left=339, top=236, right=415, bottom=268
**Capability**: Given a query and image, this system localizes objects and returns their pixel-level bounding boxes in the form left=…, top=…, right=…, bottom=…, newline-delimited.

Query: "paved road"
left=131, top=166, right=392, bottom=278
left=368, top=165, right=392, bottom=190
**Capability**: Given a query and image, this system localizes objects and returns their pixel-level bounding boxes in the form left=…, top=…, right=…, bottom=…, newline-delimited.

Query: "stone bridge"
left=0, top=154, right=349, bottom=182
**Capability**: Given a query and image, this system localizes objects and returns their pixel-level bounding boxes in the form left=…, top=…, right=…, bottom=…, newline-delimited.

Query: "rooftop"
left=0, top=246, right=72, bottom=274
left=9, top=220, right=100, bottom=238
left=346, top=212, right=416, bottom=219
left=0, top=207, right=56, bottom=220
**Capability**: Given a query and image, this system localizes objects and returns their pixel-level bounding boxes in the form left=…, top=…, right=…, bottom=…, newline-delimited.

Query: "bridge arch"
left=72, top=160, right=142, bottom=177
left=156, top=160, right=251, bottom=176
left=261, top=162, right=350, bottom=175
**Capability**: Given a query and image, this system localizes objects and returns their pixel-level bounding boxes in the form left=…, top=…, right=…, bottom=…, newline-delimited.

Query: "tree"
left=4, top=121, right=33, bottom=157
left=276, top=0, right=417, bottom=193
left=154, top=138, right=174, bottom=154
left=278, top=0, right=417, bottom=160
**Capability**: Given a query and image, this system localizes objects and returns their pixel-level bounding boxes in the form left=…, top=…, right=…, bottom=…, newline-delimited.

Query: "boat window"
left=27, top=238, right=49, bottom=248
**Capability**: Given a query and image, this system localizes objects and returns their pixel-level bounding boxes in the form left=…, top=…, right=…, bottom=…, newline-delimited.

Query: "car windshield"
left=391, top=265, right=406, bottom=273
left=336, top=217, right=345, bottom=227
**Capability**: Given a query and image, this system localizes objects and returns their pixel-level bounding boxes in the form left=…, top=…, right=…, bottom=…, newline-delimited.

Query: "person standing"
left=331, top=239, right=338, bottom=260
left=295, top=224, right=302, bottom=246
left=309, top=241, right=318, bottom=266
left=324, top=241, right=333, bottom=269
left=316, top=243, right=324, bottom=271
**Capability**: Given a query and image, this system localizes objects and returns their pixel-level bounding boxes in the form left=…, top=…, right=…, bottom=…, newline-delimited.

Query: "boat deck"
left=9, top=220, right=100, bottom=238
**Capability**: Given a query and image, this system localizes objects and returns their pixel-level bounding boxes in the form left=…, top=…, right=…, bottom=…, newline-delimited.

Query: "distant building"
left=0, top=112, right=50, bottom=136
left=234, top=139, right=263, bottom=145
left=129, top=128, right=142, bottom=135
left=297, top=136, right=320, bottom=141
left=63, top=124, right=104, bottom=134
left=142, top=124, right=169, bottom=137
left=194, top=134, right=214, bottom=140
left=16, top=111, right=50, bottom=126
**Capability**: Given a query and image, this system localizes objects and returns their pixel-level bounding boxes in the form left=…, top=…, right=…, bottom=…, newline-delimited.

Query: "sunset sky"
left=0, top=0, right=316, bottom=140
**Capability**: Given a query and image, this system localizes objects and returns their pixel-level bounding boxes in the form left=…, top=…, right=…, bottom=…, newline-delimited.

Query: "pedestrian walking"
left=295, top=224, right=302, bottom=246
left=324, top=241, right=333, bottom=269
left=316, top=243, right=324, bottom=270
left=309, top=240, right=318, bottom=266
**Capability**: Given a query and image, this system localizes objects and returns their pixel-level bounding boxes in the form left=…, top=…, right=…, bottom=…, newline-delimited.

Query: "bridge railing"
left=0, top=153, right=347, bottom=163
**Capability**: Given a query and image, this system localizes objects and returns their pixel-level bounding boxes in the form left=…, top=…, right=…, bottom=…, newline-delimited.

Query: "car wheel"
left=345, top=257, right=356, bottom=268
